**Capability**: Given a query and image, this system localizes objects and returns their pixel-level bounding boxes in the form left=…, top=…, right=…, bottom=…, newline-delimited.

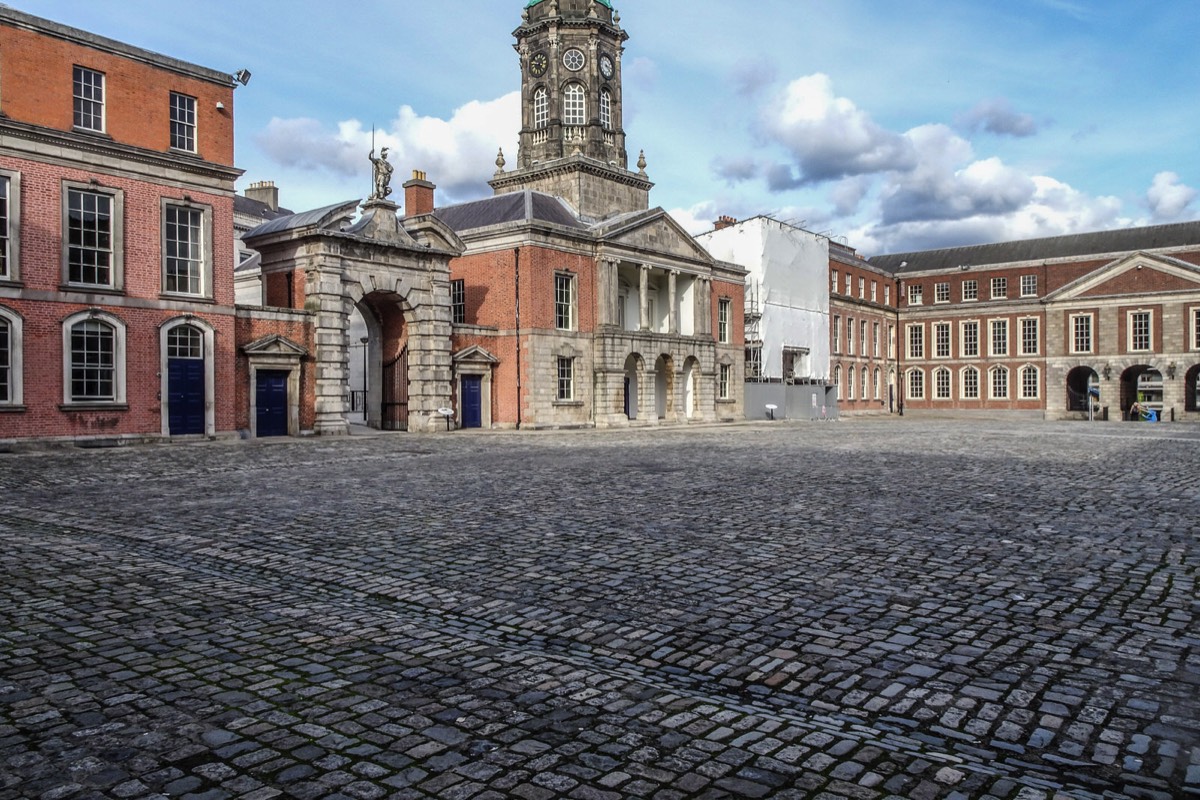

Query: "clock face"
left=563, top=48, right=586, bottom=72
left=599, top=54, right=614, bottom=79
left=529, top=51, right=549, bottom=78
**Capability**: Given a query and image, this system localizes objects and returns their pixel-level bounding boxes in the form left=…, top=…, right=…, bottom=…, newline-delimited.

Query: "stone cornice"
left=0, top=117, right=242, bottom=186
left=490, top=156, right=653, bottom=193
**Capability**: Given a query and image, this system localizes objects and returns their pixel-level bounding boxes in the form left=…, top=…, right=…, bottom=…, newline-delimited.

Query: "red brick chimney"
left=403, top=170, right=435, bottom=217
left=714, top=215, right=737, bottom=231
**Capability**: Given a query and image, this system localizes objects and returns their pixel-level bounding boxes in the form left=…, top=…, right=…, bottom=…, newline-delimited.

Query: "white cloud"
left=1145, top=171, right=1197, bottom=222
left=957, top=98, right=1038, bottom=138
left=759, top=74, right=915, bottom=184
left=667, top=201, right=722, bottom=236
left=256, top=93, right=520, bottom=205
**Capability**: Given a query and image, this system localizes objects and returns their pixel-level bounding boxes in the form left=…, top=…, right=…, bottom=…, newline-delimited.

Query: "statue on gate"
left=369, top=146, right=394, bottom=201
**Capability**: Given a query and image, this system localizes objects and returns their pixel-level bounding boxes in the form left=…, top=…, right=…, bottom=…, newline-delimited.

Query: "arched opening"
left=1066, top=366, right=1099, bottom=412
left=654, top=354, right=674, bottom=420
left=682, top=357, right=699, bottom=419
left=1120, top=365, right=1161, bottom=421
left=623, top=353, right=642, bottom=420
left=358, top=291, right=410, bottom=431
left=1186, top=364, right=1200, bottom=412
left=347, top=305, right=369, bottom=424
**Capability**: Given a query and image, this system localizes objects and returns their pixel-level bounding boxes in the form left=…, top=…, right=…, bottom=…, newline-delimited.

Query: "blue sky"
left=16, top=0, right=1199, bottom=254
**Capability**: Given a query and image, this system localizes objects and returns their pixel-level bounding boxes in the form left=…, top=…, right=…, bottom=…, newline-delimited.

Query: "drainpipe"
left=514, top=247, right=522, bottom=430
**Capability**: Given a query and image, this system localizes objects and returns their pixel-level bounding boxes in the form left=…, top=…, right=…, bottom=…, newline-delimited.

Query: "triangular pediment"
left=1045, top=252, right=1200, bottom=303
left=453, top=344, right=500, bottom=364
left=595, top=209, right=716, bottom=266
left=242, top=334, right=308, bottom=357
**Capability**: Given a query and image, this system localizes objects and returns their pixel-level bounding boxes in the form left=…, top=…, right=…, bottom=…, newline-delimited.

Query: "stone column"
left=597, top=257, right=618, bottom=328
left=306, top=257, right=351, bottom=436
left=639, top=264, right=651, bottom=331
left=668, top=270, right=679, bottom=335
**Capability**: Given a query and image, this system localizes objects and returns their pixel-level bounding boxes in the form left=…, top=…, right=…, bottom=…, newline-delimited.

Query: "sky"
left=15, top=0, right=1200, bottom=256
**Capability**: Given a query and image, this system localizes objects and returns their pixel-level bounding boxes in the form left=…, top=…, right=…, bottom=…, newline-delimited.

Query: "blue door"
left=256, top=370, right=289, bottom=437
left=461, top=375, right=483, bottom=429
left=168, top=358, right=205, bottom=435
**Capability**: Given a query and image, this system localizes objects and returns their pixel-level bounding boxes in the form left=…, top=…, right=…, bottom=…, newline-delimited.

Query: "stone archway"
left=654, top=354, right=674, bottom=420
left=1066, top=366, right=1099, bottom=412
left=623, top=353, right=643, bottom=421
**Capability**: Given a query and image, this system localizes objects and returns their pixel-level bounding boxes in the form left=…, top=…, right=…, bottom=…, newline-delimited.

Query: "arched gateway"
left=244, top=195, right=464, bottom=434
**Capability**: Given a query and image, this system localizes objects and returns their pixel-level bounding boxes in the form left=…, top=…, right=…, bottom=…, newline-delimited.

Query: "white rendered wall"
left=698, top=217, right=830, bottom=381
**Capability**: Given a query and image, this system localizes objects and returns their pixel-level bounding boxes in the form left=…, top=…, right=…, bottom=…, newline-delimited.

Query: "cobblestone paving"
left=1, top=420, right=1198, bottom=800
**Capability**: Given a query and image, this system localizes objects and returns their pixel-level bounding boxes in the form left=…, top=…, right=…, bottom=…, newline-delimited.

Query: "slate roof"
left=242, top=200, right=360, bottom=239
left=435, top=191, right=585, bottom=233
left=234, top=195, right=293, bottom=225
left=869, top=220, right=1200, bottom=275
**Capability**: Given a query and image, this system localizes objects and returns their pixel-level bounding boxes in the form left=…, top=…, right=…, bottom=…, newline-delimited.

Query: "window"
left=167, top=324, right=203, bottom=360
left=990, top=366, right=1009, bottom=399
left=990, top=319, right=1008, bottom=357
left=831, top=270, right=838, bottom=294
left=169, top=92, right=196, bottom=152
left=934, top=323, right=951, bottom=358
left=858, top=277, right=865, bottom=299
left=555, top=272, right=576, bottom=330
left=534, top=88, right=549, bottom=129
left=888, top=324, right=896, bottom=358
left=163, top=204, right=206, bottom=295
left=600, top=90, right=612, bottom=129
left=834, top=365, right=842, bottom=400
left=832, top=315, right=841, bottom=353
left=64, top=314, right=125, bottom=405
left=1020, top=318, right=1039, bottom=356
left=848, top=367, right=856, bottom=400
left=1192, top=309, right=1200, bottom=350
left=907, top=368, right=924, bottom=400
left=907, top=324, right=924, bottom=359
left=846, top=317, right=854, bottom=355
left=991, top=277, right=1007, bottom=299
left=451, top=279, right=465, bottom=324
left=718, top=298, right=731, bottom=343
left=1071, top=314, right=1093, bottom=354
left=861, top=366, right=869, bottom=401
left=1129, top=310, right=1151, bottom=352
left=907, top=284, right=923, bottom=306
left=871, top=281, right=878, bottom=303
left=935, top=282, right=950, bottom=304
left=872, top=322, right=880, bottom=358
left=934, top=368, right=951, bottom=400
left=884, top=286, right=891, bottom=306
left=873, top=368, right=881, bottom=400
left=845, top=274, right=852, bottom=295
left=961, top=321, right=979, bottom=358
left=0, top=307, right=20, bottom=406
left=745, top=345, right=762, bottom=379
left=1020, top=366, right=1039, bottom=399
left=962, top=366, right=980, bottom=400
left=962, top=279, right=978, bottom=301
left=73, top=66, right=105, bottom=132
left=1020, top=274, right=1037, bottom=298
left=556, top=356, right=573, bottom=401
left=719, top=364, right=731, bottom=399
left=564, top=84, right=585, bottom=126
left=0, top=171, right=14, bottom=281
left=860, top=321, right=867, bottom=356
left=65, top=186, right=123, bottom=289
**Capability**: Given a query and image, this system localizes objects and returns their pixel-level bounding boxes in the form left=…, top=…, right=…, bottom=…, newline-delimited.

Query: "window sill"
left=0, top=279, right=22, bottom=288
left=59, top=403, right=128, bottom=412
left=716, top=398, right=736, bottom=404
left=553, top=400, right=584, bottom=408
left=60, top=284, right=124, bottom=297
left=72, top=127, right=112, bottom=139
left=168, top=147, right=202, bottom=159
left=159, top=293, right=215, bottom=304
left=0, top=405, right=27, bottom=413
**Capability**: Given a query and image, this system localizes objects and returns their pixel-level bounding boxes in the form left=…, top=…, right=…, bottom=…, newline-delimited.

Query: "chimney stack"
left=403, top=170, right=436, bottom=218
left=714, top=215, right=737, bottom=231
left=245, top=180, right=279, bottom=211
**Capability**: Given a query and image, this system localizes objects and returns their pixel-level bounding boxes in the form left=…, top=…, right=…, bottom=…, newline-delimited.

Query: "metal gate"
left=382, top=347, right=409, bottom=431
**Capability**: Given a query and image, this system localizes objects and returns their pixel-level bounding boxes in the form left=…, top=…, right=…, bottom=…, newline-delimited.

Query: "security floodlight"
left=233, top=69, right=252, bottom=86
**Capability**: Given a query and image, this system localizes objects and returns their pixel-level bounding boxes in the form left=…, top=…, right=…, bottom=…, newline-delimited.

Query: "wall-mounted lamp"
left=1167, top=362, right=1177, bottom=379
left=1102, top=364, right=1112, bottom=380
left=216, top=101, right=226, bottom=111
left=233, top=69, right=252, bottom=87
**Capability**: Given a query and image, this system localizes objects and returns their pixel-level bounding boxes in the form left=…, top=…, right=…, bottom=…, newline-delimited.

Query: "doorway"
left=255, top=370, right=290, bottom=437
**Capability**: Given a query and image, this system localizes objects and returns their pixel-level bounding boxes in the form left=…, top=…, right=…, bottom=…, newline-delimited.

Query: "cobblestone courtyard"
left=1, top=420, right=1197, bottom=800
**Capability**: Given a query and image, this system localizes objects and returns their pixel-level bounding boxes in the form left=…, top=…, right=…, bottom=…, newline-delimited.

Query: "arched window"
left=990, top=366, right=1009, bottom=399
left=1020, top=365, right=1039, bottom=400
left=0, top=306, right=21, bottom=407
left=907, top=368, right=924, bottom=400
left=65, top=315, right=125, bottom=404
left=848, top=366, right=856, bottom=400
left=934, top=367, right=952, bottom=400
left=564, top=84, right=586, bottom=126
left=534, top=87, right=549, bottom=129
left=962, top=366, right=980, bottom=399
left=873, top=368, right=881, bottom=400
left=861, top=366, right=869, bottom=401
left=600, top=89, right=612, bottom=129
left=834, top=365, right=842, bottom=400
left=167, top=324, right=204, bottom=359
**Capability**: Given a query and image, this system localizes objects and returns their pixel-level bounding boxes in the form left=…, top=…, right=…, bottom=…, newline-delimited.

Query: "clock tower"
left=490, top=0, right=653, bottom=221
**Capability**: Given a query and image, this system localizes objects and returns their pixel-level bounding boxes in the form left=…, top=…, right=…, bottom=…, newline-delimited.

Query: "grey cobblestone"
left=0, top=420, right=1197, bottom=798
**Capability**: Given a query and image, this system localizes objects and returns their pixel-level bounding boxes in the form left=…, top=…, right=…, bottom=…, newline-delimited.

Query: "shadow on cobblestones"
left=1, top=420, right=1198, bottom=799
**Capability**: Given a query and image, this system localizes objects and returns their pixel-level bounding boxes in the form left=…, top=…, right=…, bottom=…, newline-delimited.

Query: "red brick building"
left=0, top=7, right=242, bottom=445
left=829, top=243, right=900, bottom=414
